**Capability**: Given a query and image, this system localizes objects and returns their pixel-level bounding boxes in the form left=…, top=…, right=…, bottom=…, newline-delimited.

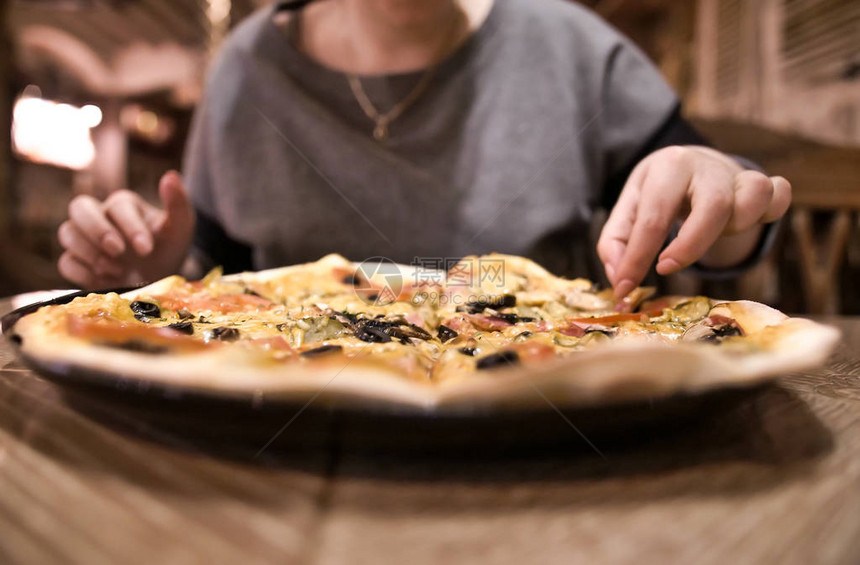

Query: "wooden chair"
left=692, top=118, right=860, bottom=314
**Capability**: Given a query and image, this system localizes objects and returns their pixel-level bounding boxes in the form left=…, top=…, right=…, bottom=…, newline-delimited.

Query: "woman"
left=57, top=0, right=790, bottom=298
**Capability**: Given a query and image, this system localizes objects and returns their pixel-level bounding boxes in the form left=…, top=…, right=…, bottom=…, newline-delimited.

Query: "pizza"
left=7, top=254, right=840, bottom=409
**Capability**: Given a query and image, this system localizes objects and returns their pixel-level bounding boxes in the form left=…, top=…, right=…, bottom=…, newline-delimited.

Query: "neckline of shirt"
left=262, top=0, right=504, bottom=85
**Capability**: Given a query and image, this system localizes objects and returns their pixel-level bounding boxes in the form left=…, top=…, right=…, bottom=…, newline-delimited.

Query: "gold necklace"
left=347, top=70, right=438, bottom=141
left=346, top=18, right=463, bottom=141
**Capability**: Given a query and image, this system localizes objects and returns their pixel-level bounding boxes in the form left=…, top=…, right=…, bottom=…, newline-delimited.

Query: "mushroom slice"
left=615, top=286, right=656, bottom=313
left=681, top=315, right=744, bottom=343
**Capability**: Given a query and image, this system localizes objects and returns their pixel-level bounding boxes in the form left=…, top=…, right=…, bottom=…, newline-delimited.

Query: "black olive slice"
left=301, top=344, right=344, bottom=357
left=492, top=313, right=535, bottom=324
left=458, top=347, right=477, bottom=356
left=341, top=274, right=361, bottom=285
left=130, top=300, right=160, bottom=318
left=103, top=339, right=168, bottom=354
left=456, top=295, right=517, bottom=314
left=351, top=318, right=427, bottom=345
left=476, top=350, right=520, bottom=370
left=336, top=315, right=432, bottom=344
left=437, top=325, right=458, bottom=343
left=403, top=323, right=432, bottom=340
left=332, top=312, right=358, bottom=325
left=356, top=325, right=391, bottom=343
left=385, top=320, right=431, bottom=340
left=167, top=321, right=194, bottom=335
left=714, top=324, right=743, bottom=337
left=701, top=324, right=743, bottom=342
left=211, top=327, right=240, bottom=341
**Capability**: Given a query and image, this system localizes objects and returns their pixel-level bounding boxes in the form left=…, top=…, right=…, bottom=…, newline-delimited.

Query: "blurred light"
left=120, top=103, right=175, bottom=144
left=81, top=104, right=102, bottom=128
left=206, top=0, right=231, bottom=57
left=11, top=96, right=99, bottom=170
left=136, top=110, right=158, bottom=135
left=22, top=84, right=42, bottom=98
left=207, top=0, right=231, bottom=23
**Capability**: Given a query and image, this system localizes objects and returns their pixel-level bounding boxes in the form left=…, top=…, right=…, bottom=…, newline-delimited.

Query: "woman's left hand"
left=597, top=145, right=791, bottom=298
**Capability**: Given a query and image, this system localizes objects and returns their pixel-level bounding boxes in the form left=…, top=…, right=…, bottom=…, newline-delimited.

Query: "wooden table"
left=1, top=295, right=859, bottom=565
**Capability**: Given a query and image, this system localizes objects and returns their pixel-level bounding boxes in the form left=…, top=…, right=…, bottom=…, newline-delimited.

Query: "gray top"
left=183, top=0, right=679, bottom=277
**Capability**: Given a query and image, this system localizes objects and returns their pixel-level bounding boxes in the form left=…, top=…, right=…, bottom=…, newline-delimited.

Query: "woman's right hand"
left=58, top=170, right=195, bottom=289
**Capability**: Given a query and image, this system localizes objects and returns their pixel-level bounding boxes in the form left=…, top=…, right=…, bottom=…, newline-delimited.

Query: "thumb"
left=157, top=170, right=194, bottom=234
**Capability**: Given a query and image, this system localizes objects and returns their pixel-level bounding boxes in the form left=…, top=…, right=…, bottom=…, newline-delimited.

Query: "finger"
left=104, top=191, right=154, bottom=256
left=59, top=253, right=125, bottom=289
left=656, top=183, right=734, bottom=274
left=57, top=221, right=122, bottom=277
left=58, top=252, right=98, bottom=288
left=58, top=221, right=99, bottom=266
left=157, top=170, right=194, bottom=232
left=612, top=160, right=693, bottom=297
left=597, top=205, right=632, bottom=286
left=597, top=164, right=647, bottom=284
left=725, top=171, right=774, bottom=233
left=762, top=176, right=792, bottom=223
left=67, top=196, right=125, bottom=257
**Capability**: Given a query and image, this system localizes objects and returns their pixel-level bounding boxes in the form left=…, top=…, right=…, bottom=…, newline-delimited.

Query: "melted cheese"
left=44, top=255, right=753, bottom=383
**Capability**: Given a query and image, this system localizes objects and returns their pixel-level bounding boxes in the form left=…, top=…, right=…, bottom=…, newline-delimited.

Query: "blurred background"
left=0, top=0, right=858, bottom=314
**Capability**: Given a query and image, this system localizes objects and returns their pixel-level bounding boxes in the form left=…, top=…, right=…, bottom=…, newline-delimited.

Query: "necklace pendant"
left=373, top=122, right=389, bottom=141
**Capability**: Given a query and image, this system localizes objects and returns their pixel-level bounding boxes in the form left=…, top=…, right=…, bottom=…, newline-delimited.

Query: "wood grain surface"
left=1, top=296, right=858, bottom=565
